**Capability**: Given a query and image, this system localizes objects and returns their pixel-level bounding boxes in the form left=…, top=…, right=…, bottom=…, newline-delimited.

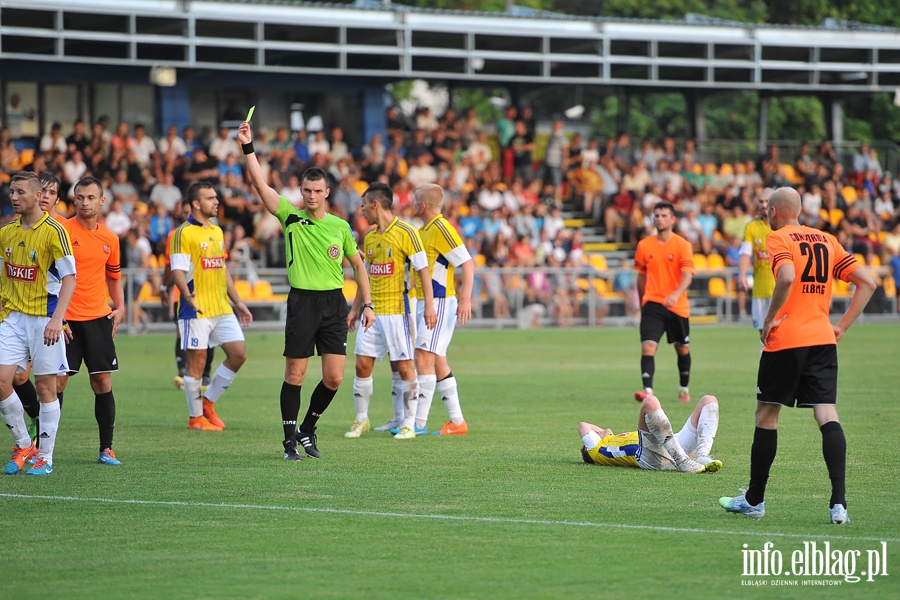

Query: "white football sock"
left=644, top=408, right=691, bottom=467
left=353, top=376, right=373, bottom=421
left=0, top=393, right=31, bottom=447
left=183, top=376, right=203, bottom=418
left=38, top=400, right=61, bottom=464
left=414, top=374, right=437, bottom=429
left=204, top=364, right=237, bottom=403
left=437, top=376, right=465, bottom=424
left=391, top=371, right=405, bottom=422
left=401, top=378, right=419, bottom=428
left=695, top=403, right=720, bottom=458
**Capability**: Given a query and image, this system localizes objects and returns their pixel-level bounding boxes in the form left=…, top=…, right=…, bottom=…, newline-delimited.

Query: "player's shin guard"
left=414, top=374, right=437, bottom=429
left=677, top=352, right=691, bottom=388
left=301, top=380, right=337, bottom=432
left=820, top=421, right=847, bottom=509
left=0, top=393, right=31, bottom=447
left=746, top=427, right=778, bottom=506
left=14, top=380, right=39, bottom=419
left=37, top=400, right=61, bottom=463
left=645, top=408, right=691, bottom=467
left=205, top=364, right=237, bottom=403
left=183, top=376, right=203, bottom=418
left=353, top=376, right=373, bottom=422
left=437, top=374, right=464, bottom=424
left=95, top=391, right=116, bottom=452
left=640, top=355, right=655, bottom=390
left=695, top=403, right=719, bottom=458
left=280, top=382, right=301, bottom=440
left=401, top=378, right=419, bottom=429
left=391, top=372, right=405, bottom=423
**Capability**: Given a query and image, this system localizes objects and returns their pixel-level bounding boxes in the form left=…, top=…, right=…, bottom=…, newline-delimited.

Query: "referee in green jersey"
left=239, top=120, right=374, bottom=461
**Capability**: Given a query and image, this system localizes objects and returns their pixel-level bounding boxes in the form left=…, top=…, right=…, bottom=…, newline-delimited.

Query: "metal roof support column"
left=828, top=96, right=844, bottom=155
left=757, top=94, right=768, bottom=155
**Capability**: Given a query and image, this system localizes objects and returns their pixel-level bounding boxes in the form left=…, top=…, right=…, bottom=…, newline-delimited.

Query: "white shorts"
left=354, top=313, right=414, bottom=362
left=416, top=296, right=457, bottom=357
left=751, top=297, right=772, bottom=331
left=178, top=313, right=245, bottom=351
left=0, top=312, right=69, bottom=376
left=636, top=417, right=698, bottom=471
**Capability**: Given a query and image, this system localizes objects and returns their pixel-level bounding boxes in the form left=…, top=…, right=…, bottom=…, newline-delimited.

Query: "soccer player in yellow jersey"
left=411, top=184, right=474, bottom=436
left=0, top=171, right=76, bottom=476
left=738, top=187, right=776, bottom=349
left=579, top=393, right=722, bottom=473
left=346, top=182, right=436, bottom=440
left=11, top=172, right=64, bottom=445
left=170, top=182, right=252, bottom=431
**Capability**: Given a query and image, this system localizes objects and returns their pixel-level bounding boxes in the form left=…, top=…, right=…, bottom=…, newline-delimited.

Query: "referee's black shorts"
left=757, top=344, right=838, bottom=407
left=284, top=288, right=349, bottom=359
left=639, top=301, right=690, bottom=345
left=65, top=317, right=119, bottom=376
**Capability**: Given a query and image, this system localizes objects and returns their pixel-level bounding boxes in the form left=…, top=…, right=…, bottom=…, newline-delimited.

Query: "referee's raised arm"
left=237, top=122, right=280, bottom=215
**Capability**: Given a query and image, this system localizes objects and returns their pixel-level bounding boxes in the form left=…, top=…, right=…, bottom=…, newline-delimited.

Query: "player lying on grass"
left=579, top=393, right=722, bottom=473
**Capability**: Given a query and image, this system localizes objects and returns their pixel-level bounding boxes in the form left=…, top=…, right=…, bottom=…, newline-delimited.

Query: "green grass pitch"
left=1, top=323, right=898, bottom=597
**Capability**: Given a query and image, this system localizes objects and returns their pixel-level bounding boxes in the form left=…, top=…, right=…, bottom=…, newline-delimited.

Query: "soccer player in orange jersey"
left=720, top=187, right=877, bottom=524
left=633, top=202, right=695, bottom=404
left=0, top=172, right=76, bottom=476
left=58, top=177, right=126, bottom=465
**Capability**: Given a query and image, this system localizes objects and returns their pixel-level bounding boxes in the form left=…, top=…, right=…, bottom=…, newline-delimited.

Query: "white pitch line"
left=1, top=493, right=896, bottom=543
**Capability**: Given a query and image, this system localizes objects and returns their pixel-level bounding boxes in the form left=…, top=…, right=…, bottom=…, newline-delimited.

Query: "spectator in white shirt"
left=40, top=122, right=67, bottom=154
left=308, top=130, right=330, bottom=159
left=104, top=199, right=133, bottom=237
left=149, top=171, right=183, bottom=212
left=63, top=150, right=88, bottom=186
left=130, top=123, right=157, bottom=167
left=208, top=126, right=240, bottom=162
left=280, top=174, right=304, bottom=209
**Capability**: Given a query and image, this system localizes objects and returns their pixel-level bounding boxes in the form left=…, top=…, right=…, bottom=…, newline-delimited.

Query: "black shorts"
left=65, top=317, right=119, bottom=376
left=757, top=344, right=838, bottom=407
left=284, top=288, right=349, bottom=359
left=639, top=301, right=690, bottom=346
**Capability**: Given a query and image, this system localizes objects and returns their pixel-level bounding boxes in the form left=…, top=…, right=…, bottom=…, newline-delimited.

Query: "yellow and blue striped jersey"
left=363, top=216, right=428, bottom=315
left=0, top=213, right=76, bottom=319
left=415, top=214, right=471, bottom=300
left=586, top=431, right=640, bottom=468
left=742, top=217, right=775, bottom=298
left=170, top=217, right=233, bottom=319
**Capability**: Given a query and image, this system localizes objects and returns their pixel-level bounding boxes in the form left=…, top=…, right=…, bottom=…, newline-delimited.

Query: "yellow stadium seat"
left=853, top=253, right=866, bottom=266
left=780, top=163, right=804, bottom=185
left=883, top=276, right=896, bottom=297
left=589, top=254, right=608, bottom=271
left=868, top=254, right=881, bottom=267
left=234, top=279, right=252, bottom=300
left=137, top=281, right=156, bottom=302
left=842, top=186, right=858, bottom=205
left=693, top=254, right=708, bottom=271
left=832, top=278, right=852, bottom=297
left=352, top=179, right=369, bottom=196
left=704, top=163, right=718, bottom=175
left=706, top=253, right=725, bottom=269
left=342, top=278, right=358, bottom=302
left=691, top=163, right=703, bottom=175
left=708, top=277, right=729, bottom=298
left=253, top=280, right=275, bottom=300
left=148, top=254, right=160, bottom=270
left=474, top=253, right=487, bottom=267
left=719, top=163, right=734, bottom=176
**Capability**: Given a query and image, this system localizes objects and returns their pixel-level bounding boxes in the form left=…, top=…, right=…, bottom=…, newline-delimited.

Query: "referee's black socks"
left=300, top=381, right=337, bottom=433
left=280, top=382, right=302, bottom=441
left=14, top=380, right=39, bottom=419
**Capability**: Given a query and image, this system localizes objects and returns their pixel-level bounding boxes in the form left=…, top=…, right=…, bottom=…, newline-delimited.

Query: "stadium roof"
left=2, top=0, right=899, bottom=93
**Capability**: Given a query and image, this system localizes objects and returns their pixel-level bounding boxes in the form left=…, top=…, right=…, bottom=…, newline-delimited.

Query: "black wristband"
left=241, top=141, right=255, bottom=155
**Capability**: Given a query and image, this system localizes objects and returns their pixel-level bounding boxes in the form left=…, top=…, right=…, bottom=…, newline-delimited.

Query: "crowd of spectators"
left=1, top=105, right=898, bottom=325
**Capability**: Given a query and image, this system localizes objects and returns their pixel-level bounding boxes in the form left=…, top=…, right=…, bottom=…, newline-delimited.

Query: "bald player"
left=720, top=187, right=876, bottom=524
